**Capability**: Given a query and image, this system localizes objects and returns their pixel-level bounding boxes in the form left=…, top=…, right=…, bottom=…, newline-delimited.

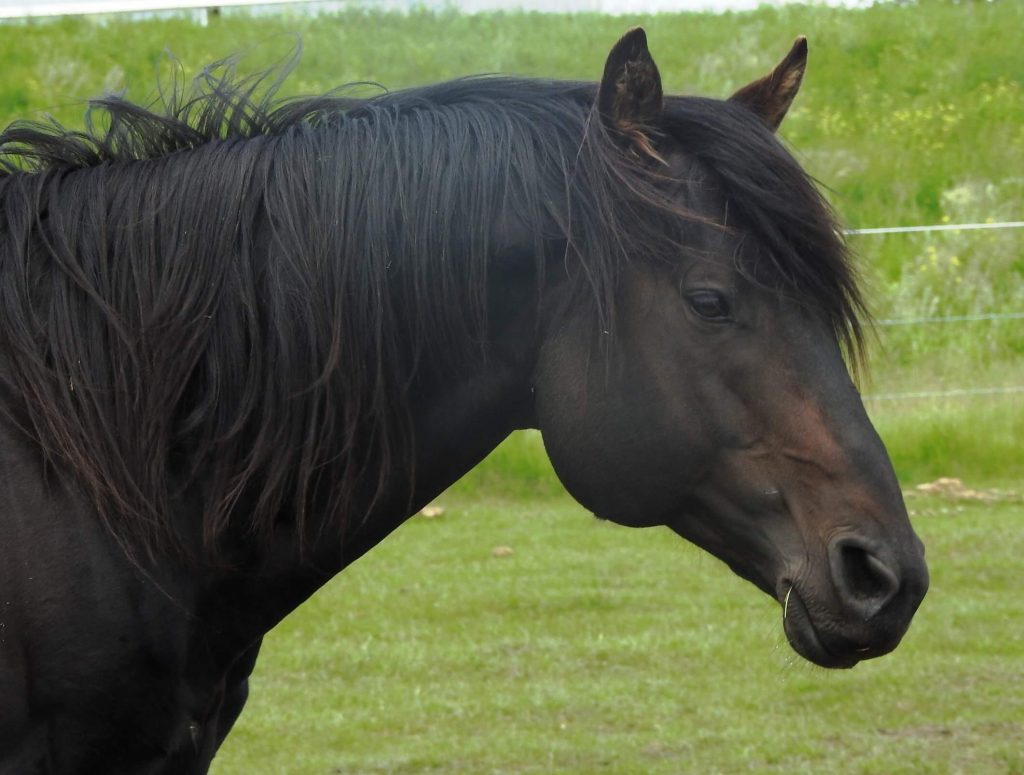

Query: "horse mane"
left=0, top=55, right=864, bottom=564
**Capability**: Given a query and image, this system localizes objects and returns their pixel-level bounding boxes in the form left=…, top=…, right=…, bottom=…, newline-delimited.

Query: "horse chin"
left=778, top=585, right=860, bottom=670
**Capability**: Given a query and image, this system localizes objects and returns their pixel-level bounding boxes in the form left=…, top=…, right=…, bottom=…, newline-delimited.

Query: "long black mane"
left=0, top=57, right=864, bottom=561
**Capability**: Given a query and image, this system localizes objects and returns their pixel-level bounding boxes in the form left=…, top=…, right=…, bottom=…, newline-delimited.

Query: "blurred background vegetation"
left=2, top=0, right=1019, bottom=486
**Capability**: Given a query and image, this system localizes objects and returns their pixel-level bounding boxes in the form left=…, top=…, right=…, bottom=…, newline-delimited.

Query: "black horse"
left=0, top=30, right=927, bottom=773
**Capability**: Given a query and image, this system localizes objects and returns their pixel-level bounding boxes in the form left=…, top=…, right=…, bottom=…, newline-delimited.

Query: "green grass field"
left=210, top=488, right=1023, bottom=774
left=0, top=2, right=1020, bottom=771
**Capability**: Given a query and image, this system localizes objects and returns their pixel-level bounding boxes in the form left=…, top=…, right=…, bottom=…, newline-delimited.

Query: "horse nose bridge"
left=765, top=391, right=886, bottom=488
left=774, top=409, right=908, bottom=536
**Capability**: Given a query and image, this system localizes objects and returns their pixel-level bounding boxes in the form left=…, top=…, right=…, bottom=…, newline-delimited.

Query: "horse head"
left=534, top=30, right=928, bottom=669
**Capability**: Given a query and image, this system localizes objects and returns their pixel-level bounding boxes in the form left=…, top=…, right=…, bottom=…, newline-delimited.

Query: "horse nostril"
left=829, top=537, right=900, bottom=621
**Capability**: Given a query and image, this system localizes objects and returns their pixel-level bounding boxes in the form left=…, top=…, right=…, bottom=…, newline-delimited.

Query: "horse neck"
left=335, top=262, right=544, bottom=563
left=205, top=264, right=544, bottom=646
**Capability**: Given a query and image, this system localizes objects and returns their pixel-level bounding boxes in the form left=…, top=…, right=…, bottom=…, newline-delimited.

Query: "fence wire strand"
left=864, top=386, right=1024, bottom=402
left=878, top=312, right=1024, bottom=326
left=845, top=220, right=1024, bottom=236
left=846, top=219, right=1022, bottom=402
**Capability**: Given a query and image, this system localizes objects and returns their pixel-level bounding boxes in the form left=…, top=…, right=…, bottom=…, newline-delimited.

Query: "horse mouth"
left=780, top=585, right=859, bottom=669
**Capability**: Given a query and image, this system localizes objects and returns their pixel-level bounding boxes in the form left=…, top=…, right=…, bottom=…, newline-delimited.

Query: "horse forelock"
left=662, top=97, right=868, bottom=371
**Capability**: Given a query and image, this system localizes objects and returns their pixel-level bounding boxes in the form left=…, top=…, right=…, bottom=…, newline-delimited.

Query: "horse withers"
left=0, top=30, right=927, bottom=773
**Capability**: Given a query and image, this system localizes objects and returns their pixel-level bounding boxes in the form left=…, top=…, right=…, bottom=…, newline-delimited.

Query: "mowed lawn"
left=212, top=484, right=1023, bottom=774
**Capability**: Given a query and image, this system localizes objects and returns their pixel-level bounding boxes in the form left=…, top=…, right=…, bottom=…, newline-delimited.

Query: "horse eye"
left=686, top=290, right=732, bottom=322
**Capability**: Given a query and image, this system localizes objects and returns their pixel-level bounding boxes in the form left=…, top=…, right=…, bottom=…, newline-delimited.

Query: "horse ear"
left=730, top=36, right=808, bottom=131
left=598, top=28, right=664, bottom=135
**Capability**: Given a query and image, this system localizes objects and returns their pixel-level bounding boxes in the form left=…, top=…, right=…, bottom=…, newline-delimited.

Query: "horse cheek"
left=533, top=334, right=697, bottom=527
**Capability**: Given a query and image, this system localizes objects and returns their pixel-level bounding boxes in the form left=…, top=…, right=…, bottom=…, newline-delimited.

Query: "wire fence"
left=865, top=386, right=1024, bottom=402
left=877, top=312, right=1024, bottom=327
left=845, top=220, right=1024, bottom=236
left=848, top=220, right=1022, bottom=403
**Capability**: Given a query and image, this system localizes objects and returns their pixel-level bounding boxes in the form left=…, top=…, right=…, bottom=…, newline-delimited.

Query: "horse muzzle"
left=778, top=533, right=929, bottom=669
